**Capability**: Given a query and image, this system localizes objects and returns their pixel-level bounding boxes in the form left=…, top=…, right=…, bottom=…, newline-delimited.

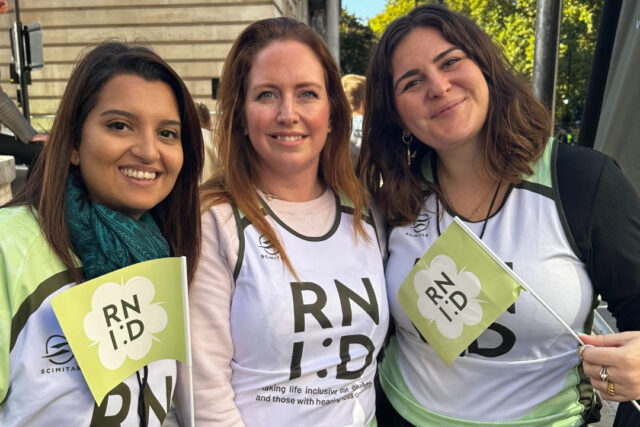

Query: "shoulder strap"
left=231, top=205, right=247, bottom=281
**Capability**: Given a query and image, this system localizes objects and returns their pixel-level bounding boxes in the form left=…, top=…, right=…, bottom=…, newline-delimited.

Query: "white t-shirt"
left=176, top=189, right=388, bottom=426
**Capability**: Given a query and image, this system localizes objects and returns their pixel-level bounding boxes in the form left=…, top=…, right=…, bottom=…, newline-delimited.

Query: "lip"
left=268, top=133, right=307, bottom=146
left=119, top=166, right=162, bottom=184
left=119, top=166, right=161, bottom=174
left=430, top=99, right=465, bottom=119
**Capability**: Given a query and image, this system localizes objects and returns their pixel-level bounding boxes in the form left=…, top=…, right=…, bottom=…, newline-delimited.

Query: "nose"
left=426, top=71, right=451, bottom=98
left=130, top=129, right=161, bottom=163
left=276, top=97, right=299, bottom=125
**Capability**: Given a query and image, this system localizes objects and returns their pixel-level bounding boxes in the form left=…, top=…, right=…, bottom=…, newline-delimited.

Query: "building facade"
left=0, top=0, right=340, bottom=130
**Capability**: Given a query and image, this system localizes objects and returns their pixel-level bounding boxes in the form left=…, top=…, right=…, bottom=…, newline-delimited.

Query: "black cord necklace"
left=136, top=366, right=149, bottom=427
left=436, top=181, right=501, bottom=239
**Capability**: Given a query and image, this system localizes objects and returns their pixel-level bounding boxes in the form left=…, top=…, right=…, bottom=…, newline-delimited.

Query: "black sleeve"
left=557, top=143, right=640, bottom=331
left=613, top=401, right=640, bottom=427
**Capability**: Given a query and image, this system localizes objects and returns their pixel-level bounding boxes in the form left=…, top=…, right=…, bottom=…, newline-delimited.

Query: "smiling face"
left=71, top=74, right=183, bottom=219
left=243, top=39, right=331, bottom=185
left=392, top=27, right=489, bottom=156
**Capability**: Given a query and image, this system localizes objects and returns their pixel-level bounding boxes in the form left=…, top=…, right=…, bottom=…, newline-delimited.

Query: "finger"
left=590, top=377, right=624, bottom=402
left=579, top=334, right=608, bottom=347
left=583, top=362, right=626, bottom=396
left=580, top=332, right=634, bottom=348
left=587, top=363, right=640, bottom=400
left=577, top=343, right=595, bottom=359
left=578, top=345, right=622, bottom=366
left=597, top=331, right=639, bottom=347
left=582, top=361, right=611, bottom=382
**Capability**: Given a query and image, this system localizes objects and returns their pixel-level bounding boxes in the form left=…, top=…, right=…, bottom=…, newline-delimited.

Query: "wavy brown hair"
left=358, top=4, right=550, bottom=226
left=8, top=41, right=203, bottom=283
left=200, top=17, right=367, bottom=275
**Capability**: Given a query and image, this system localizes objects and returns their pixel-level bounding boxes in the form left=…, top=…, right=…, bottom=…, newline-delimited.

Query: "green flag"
left=51, top=257, right=188, bottom=405
left=398, top=217, right=524, bottom=366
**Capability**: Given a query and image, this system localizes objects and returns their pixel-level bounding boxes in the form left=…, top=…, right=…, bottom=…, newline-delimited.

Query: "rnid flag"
left=398, top=217, right=524, bottom=366
left=51, top=257, right=187, bottom=405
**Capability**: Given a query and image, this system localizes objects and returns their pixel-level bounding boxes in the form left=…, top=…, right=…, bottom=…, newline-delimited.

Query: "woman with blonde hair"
left=341, top=73, right=366, bottom=166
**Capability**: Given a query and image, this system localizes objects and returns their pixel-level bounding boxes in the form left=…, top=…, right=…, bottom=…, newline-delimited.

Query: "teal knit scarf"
left=65, top=172, right=170, bottom=281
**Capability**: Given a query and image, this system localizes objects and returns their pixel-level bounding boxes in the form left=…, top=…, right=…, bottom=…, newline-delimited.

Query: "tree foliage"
left=555, top=0, right=602, bottom=129
left=368, top=0, right=603, bottom=129
left=339, top=9, right=378, bottom=75
left=369, top=0, right=424, bottom=34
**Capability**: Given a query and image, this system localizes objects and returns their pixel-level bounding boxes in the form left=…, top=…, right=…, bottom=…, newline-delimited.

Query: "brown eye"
left=159, top=129, right=179, bottom=139
left=442, top=58, right=461, bottom=69
left=402, top=79, right=422, bottom=92
left=107, top=121, right=128, bottom=131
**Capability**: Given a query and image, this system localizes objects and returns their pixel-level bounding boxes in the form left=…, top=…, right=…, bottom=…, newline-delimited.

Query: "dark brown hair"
left=200, top=17, right=367, bottom=275
left=9, top=41, right=203, bottom=282
left=358, top=4, right=550, bottom=225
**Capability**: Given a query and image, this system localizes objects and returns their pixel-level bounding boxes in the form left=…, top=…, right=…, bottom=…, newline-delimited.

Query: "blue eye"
left=257, top=91, right=274, bottom=101
left=300, top=90, right=318, bottom=99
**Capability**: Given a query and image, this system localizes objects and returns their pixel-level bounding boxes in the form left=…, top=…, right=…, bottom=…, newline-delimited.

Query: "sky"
left=342, top=0, right=388, bottom=23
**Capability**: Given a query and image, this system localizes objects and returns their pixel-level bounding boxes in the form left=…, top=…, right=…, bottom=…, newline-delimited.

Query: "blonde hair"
left=341, top=74, right=366, bottom=112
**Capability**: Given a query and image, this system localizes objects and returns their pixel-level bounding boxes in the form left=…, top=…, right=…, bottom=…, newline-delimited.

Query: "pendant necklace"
left=436, top=181, right=501, bottom=239
left=440, top=180, right=496, bottom=221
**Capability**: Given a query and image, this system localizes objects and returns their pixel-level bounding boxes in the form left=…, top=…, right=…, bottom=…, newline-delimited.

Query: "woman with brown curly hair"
left=359, top=4, right=640, bottom=426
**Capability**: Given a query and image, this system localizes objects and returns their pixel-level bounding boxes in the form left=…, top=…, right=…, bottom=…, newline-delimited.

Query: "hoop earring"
left=402, top=130, right=415, bottom=166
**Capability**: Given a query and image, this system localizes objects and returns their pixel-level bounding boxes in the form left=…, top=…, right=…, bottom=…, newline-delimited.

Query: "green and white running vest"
left=0, top=206, right=175, bottom=426
left=230, top=194, right=388, bottom=426
left=381, top=140, right=598, bottom=426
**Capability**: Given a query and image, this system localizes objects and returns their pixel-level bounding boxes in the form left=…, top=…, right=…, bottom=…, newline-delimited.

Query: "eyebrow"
left=99, top=109, right=181, bottom=127
left=99, top=109, right=135, bottom=118
left=296, top=82, right=324, bottom=90
left=393, top=46, right=462, bottom=91
left=249, top=81, right=324, bottom=91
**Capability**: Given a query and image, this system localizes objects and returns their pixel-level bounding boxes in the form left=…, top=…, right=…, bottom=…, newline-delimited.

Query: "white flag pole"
left=456, top=218, right=640, bottom=413
left=452, top=217, right=585, bottom=346
left=180, top=256, right=195, bottom=427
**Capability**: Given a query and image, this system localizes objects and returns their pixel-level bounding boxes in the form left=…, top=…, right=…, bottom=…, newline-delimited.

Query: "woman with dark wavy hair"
left=0, top=41, right=203, bottom=425
left=176, top=16, right=388, bottom=426
left=358, top=4, right=640, bottom=426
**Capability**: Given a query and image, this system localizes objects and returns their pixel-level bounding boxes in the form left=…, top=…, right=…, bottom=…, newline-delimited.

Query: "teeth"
left=121, top=168, right=157, bottom=180
left=275, top=135, right=302, bottom=142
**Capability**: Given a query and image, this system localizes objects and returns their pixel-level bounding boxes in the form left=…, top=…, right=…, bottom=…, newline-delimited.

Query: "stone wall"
left=0, top=0, right=308, bottom=130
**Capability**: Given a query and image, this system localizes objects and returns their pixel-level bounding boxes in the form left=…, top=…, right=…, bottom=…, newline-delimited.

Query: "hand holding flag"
left=398, top=217, right=640, bottom=412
